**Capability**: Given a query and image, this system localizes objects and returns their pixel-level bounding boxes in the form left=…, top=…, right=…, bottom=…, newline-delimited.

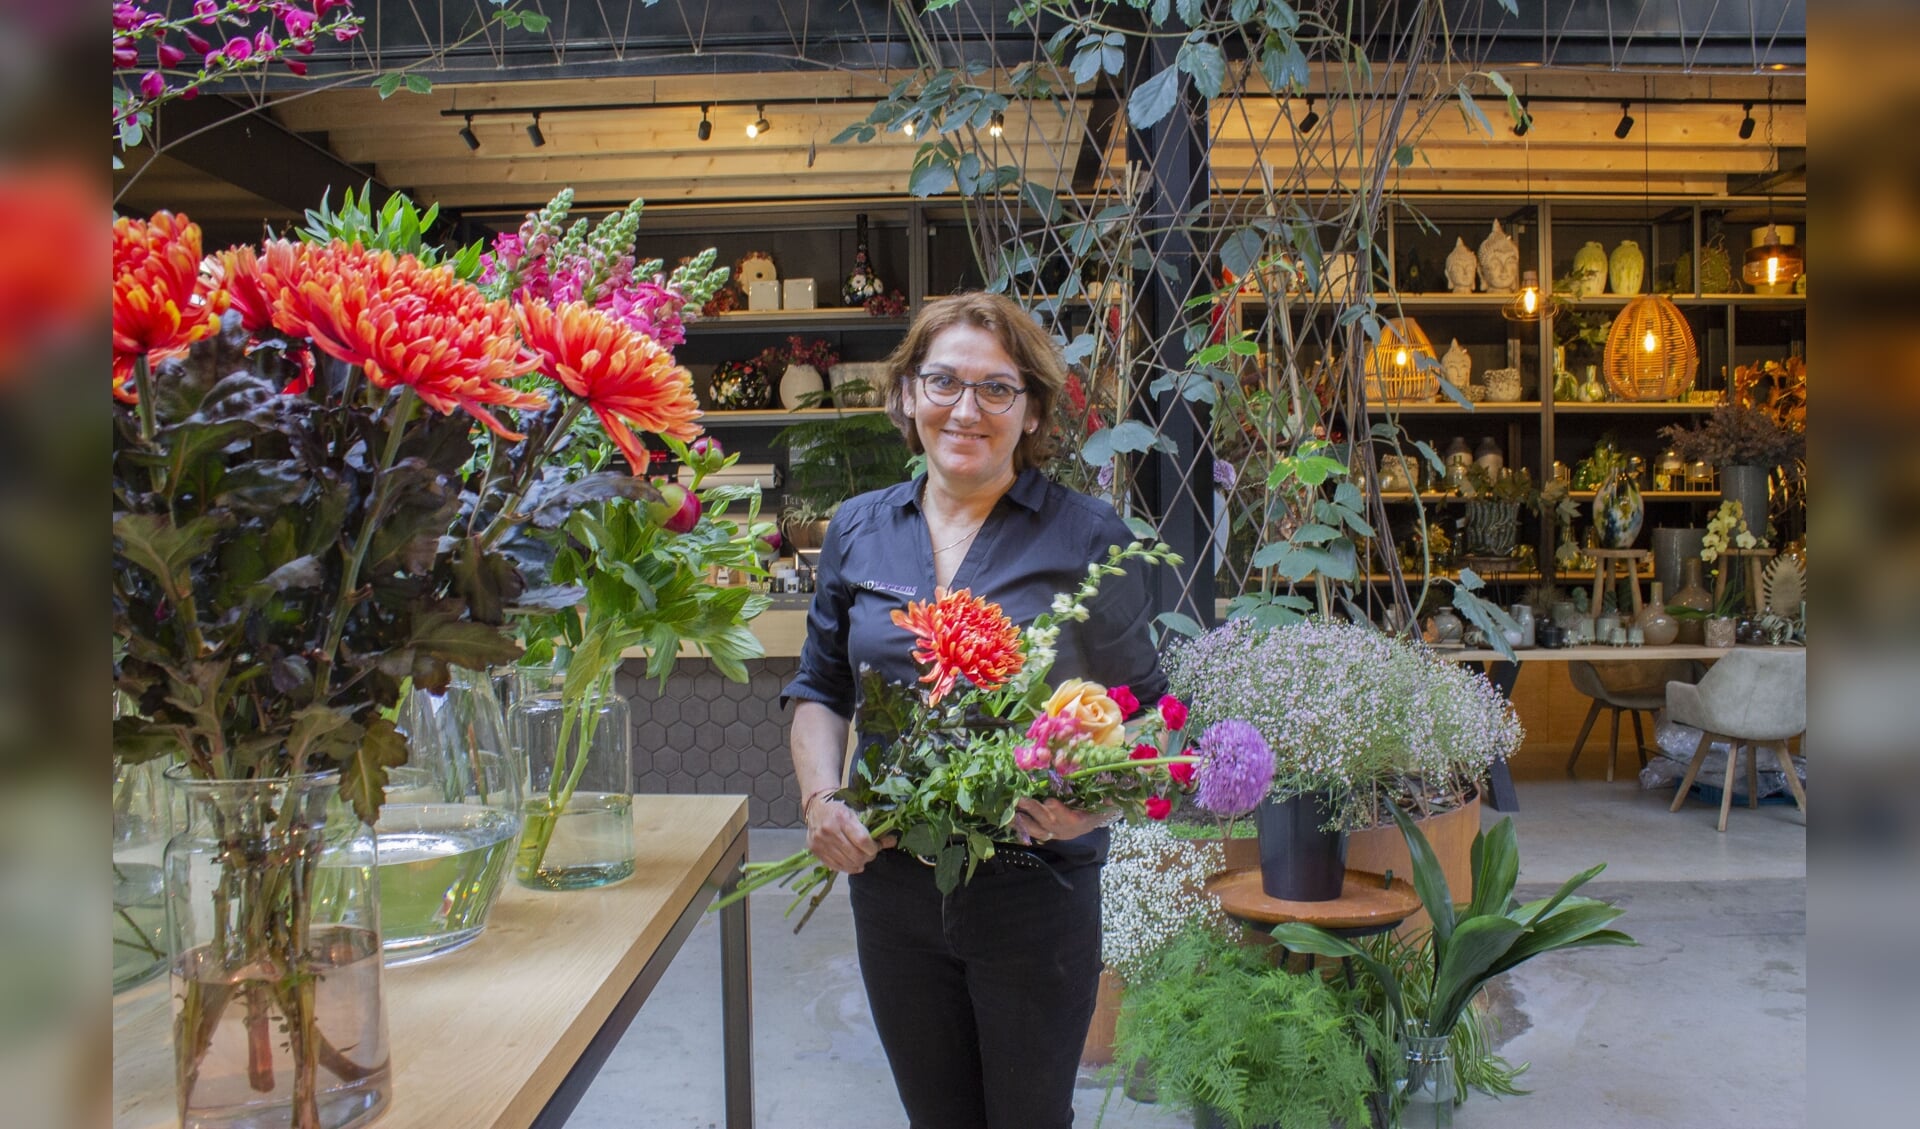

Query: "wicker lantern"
left=1363, top=317, right=1438, bottom=403
left=1603, top=295, right=1698, bottom=402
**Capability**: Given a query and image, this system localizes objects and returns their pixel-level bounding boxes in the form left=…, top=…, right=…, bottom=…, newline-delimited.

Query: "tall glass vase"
left=1400, top=1032, right=1459, bottom=1128
left=379, top=669, right=523, bottom=964
left=163, top=769, right=390, bottom=1129
left=114, top=757, right=170, bottom=993
left=508, top=666, right=635, bottom=890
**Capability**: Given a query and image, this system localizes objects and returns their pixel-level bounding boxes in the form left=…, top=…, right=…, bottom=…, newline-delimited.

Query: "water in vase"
left=375, top=804, right=518, bottom=965
left=515, top=793, right=634, bottom=891
left=112, top=860, right=167, bottom=992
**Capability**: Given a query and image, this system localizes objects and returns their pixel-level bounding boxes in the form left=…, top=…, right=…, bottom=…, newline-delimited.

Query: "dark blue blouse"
left=782, top=467, right=1168, bottom=869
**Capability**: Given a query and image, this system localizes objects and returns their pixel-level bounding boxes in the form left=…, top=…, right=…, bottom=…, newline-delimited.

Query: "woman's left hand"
left=1013, top=797, right=1112, bottom=844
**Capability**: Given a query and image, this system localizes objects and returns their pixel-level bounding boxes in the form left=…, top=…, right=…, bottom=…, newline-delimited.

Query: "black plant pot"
left=1255, top=791, right=1347, bottom=902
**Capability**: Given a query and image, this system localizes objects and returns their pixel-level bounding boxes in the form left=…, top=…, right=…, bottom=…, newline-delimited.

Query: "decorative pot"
left=1572, top=241, right=1609, bottom=296
left=113, top=757, right=169, bottom=994
left=1509, top=603, right=1538, bottom=648
left=1579, top=364, right=1608, bottom=403
left=508, top=667, right=635, bottom=890
left=1429, top=606, right=1465, bottom=645
left=1441, top=339, right=1472, bottom=389
left=826, top=361, right=888, bottom=407
left=1705, top=616, right=1739, bottom=648
left=382, top=669, right=523, bottom=964
left=1593, top=471, right=1644, bottom=548
left=1082, top=968, right=1124, bottom=1067
left=778, top=362, right=826, bottom=409
left=1254, top=791, right=1347, bottom=901
left=1444, top=238, right=1477, bottom=294
left=1473, top=436, right=1504, bottom=474
left=1464, top=500, right=1520, bottom=556
left=1484, top=367, right=1523, bottom=402
left=1478, top=219, right=1520, bottom=292
left=1400, top=1032, right=1460, bottom=1129
left=1651, top=527, right=1707, bottom=595
left=1349, top=793, right=1481, bottom=936
left=707, top=361, right=771, bottom=410
left=1719, top=463, right=1771, bottom=535
left=162, top=768, right=392, bottom=1129
left=1635, top=583, right=1682, bottom=647
left=1609, top=239, right=1645, bottom=295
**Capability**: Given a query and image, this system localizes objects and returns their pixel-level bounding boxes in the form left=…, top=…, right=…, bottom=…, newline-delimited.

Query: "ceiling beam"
left=138, top=95, right=392, bottom=217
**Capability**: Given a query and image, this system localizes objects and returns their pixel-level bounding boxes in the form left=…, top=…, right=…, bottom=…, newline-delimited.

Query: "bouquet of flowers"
left=715, top=542, right=1276, bottom=929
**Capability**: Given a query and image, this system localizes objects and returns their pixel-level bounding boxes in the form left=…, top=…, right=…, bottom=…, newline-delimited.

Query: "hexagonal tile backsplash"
left=620, top=659, right=803, bottom=827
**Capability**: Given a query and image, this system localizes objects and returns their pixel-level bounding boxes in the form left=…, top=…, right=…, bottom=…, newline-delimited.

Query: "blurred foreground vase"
left=114, top=757, right=170, bottom=993
left=1255, top=791, right=1347, bottom=901
left=163, top=768, right=391, bottom=1129
left=509, top=667, right=635, bottom=890
left=380, top=670, right=523, bottom=964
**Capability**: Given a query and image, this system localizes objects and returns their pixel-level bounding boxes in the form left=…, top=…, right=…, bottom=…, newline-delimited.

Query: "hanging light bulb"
left=1394, top=346, right=1409, bottom=367
left=1742, top=224, right=1804, bottom=293
left=988, top=110, right=1005, bottom=138
left=901, top=118, right=916, bottom=137
left=1642, top=327, right=1659, bottom=353
left=1502, top=269, right=1558, bottom=322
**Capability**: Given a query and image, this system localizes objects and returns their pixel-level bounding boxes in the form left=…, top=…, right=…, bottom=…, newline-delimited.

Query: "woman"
left=782, top=292, right=1166, bottom=1128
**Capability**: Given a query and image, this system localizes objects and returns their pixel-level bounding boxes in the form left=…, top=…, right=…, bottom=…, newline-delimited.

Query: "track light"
left=458, top=115, right=479, bottom=151
left=1297, top=96, right=1320, bottom=133
left=697, top=104, right=712, bottom=142
left=1738, top=102, right=1755, bottom=140
left=746, top=104, right=770, bottom=139
left=1511, top=97, right=1531, bottom=137
left=1614, top=101, right=1634, bottom=140
left=988, top=110, right=1004, bottom=138
left=525, top=113, right=546, bottom=148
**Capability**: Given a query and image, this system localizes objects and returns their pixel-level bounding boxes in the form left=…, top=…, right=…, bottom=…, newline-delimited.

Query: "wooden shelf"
left=1552, top=401, right=1719, bottom=413
left=1568, top=490, right=1716, bottom=502
left=687, top=309, right=907, bottom=333
left=697, top=407, right=885, bottom=425
left=1375, top=400, right=1543, bottom=414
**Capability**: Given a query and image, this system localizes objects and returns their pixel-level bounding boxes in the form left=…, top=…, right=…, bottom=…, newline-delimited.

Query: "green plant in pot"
left=1270, top=805, right=1634, bottom=1127
left=773, top=384, right=910, bottom=547
left=1455, top=465, right=1540, bottom=557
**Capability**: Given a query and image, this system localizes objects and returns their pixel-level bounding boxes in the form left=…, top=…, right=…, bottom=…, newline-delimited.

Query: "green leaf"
left=908, top=158, right=956, bottom=197
left=1176, top=41, right=1227, bottom=100
left=407, top=610, right=526, bottom=671
left=520, top=12, right=551, bottom=33
left=284, top=705, right=357, bottom=772
left=340, top=715, right=410, bottom=826
left=1517, top=863, right=1609, bottom=928
left=1290, top=522, right=1340, bottom=545
left=403, top=73, right=433, bottom=95
left=1154, top=611, right=1206, bottom=638
left=1128, top=66, right=1182, bottom=130
left=1455, top=84, right=1494, bottom=137
left=1466, top=817, right=1520, bottom=920
left=374, top=73, right=405, bottom=99
left=1219, top=227, right=1264, bottom=281
left=114, top=513, right=226, bottom=600
left=1430, top=915, right=1527, bottom=1034
left=1391, top=802, right=1456, bottom=952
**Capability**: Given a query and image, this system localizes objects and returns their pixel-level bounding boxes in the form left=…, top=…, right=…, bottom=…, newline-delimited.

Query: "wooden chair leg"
left=1606, top=708, right=1623, bottom=782
left=1718, top=740, right=1740, bottom=831
left=1773, top=742, right=1807, bottom=814
left=1746, top=743, right=1761, bottom=809
left=1567, top=700, right=1603, bottom=776
left=1630, top=710, right=1649, bottom=768
left=1672, top=731, right=1714, bottom=811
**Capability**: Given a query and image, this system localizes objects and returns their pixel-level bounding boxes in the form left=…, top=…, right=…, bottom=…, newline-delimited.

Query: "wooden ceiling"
left=114, top=67, right=1803, bottom=232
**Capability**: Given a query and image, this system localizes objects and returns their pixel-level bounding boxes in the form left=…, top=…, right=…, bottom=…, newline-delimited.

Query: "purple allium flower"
left=1212, top=459, right=1238, bottom=491
left=1192, top=719, right=1274, bottom=818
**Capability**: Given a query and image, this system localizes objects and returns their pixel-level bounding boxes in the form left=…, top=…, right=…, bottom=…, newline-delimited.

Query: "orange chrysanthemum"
left=256, top=240, right=546, bottom=437
left=890, top=587, right=1027, bottom=705
left=208, top=244, right=274, bottom=334
left=515, top=298, right=703, bottom=474
left=112, top=211, right=228, bottom=401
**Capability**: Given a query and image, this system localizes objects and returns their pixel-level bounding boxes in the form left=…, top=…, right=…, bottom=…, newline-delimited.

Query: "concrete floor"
left=568, top=775, right=1805, bottom=1129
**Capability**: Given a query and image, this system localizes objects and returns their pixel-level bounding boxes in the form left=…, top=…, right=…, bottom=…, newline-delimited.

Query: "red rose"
left=1110, top=684, right=1140, bottom=718
left=1129, top=744, right=1157, bottom=762
left=1168, top=759, right=1197, bottom=787
left=1145, top=796, right=1172, bottom=821
left=1158, top=695, right=1188, bottom=731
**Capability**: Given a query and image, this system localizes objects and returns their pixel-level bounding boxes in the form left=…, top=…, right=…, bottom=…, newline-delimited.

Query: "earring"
left=1024, top=423, right=1037, bottom=434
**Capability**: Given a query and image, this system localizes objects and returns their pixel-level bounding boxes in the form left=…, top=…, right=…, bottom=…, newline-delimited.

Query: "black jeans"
left=848, top=848, right=1103, bottom=1129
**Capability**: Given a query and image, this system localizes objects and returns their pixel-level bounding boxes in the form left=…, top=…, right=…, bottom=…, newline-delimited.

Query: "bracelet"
left=802, top=787, right=839, bottom=824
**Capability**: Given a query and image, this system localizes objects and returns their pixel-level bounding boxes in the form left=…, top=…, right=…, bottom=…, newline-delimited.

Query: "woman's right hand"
left=806, top=797, right=895, bottom=874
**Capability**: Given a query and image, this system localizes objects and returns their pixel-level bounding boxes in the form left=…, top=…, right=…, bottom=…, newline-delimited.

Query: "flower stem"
left=477, top=398, right=588, bottom=552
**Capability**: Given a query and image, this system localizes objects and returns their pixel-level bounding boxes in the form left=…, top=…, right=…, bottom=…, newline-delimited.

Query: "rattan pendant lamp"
left=1364, top=317, right=1438, bottom=403
left=1603, top=96, right=1699, bottom=401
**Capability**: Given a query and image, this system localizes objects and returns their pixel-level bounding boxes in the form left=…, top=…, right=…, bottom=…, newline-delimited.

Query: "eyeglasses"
left=916, top=371, right=1027, bottom=414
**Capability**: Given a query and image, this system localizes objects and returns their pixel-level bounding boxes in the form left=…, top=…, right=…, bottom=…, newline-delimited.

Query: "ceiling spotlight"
left=746, top=104, right=770, bottom=139
left=1297, top=96, right=1320, bottom=133
left=988, top=110, right=1005, bottom=138
left=1511, top=97, right=1531, bottom=137
left=525, top=113, right=546, bottom=148
left=1738, top=102, right=1756, bottom=140
left=1614, top=101, right=1634, bottom=140
left=697, top=104, right=712, bottom=142
left=458, top=114, right=480, bottom=151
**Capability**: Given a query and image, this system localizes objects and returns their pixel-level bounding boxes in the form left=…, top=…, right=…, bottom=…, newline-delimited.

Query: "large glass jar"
left=163, top=768, right=390, bottom=1129
left=508, top=666, right=635, bottom=890
left=379, top=668, right=523, bottom=964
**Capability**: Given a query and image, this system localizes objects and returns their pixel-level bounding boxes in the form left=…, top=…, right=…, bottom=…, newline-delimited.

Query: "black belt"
left=901, top=845, right=1072, bottom=888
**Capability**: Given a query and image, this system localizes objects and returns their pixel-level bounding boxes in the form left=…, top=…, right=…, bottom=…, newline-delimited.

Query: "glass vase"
left=163, top=768, right=390, bottom=1129
left=508, top=666, right=635, bottom=891
left=379, top=668, right=523, bottom=964
left=114, top=757, right=170, bottom=993
left=1705, top=616, right=1739, bottom=648
left=1400, top=1033, right=1459, bottom=1129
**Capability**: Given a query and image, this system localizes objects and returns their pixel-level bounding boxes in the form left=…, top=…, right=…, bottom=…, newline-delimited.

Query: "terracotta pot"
left=1081, top=967, right=1124, bottom=1066
left=1345, top=789, right=1482, bottom=937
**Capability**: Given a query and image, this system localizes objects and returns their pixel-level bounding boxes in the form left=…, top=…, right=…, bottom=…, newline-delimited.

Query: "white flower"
left=1736, top=531, right=1757, bottom=550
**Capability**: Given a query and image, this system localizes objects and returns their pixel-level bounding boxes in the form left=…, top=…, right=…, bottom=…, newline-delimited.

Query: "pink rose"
left=1157, top=695, right=1188, bottom=731
left=1128, top=744, right=1157, bottom=762
left=1109, top=685, right=1140, bottom=719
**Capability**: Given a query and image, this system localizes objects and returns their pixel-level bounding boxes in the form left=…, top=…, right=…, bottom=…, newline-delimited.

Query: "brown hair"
left=880, top=292, right=1066, bottom=473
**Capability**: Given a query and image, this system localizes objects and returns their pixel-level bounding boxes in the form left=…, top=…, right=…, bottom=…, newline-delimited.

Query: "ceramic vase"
left=1572, top=241, right=1609, bottom=296
left=1651, top=527, right=1707, bottom=595
left=778, top=363, right=826, bottom=409
left=1474, top=436, right=1504, bottom=474
left=1444, top=237, right=1478, bottom=294
left=1719, top=464, right=1771, bottom=535
left=1635, top=583, right=1681, bottom=646
left=1255, top=791, right=1347, bottom=902
left=1430, top=606, right=1465, bottom=645
left=1478, top=220, right=1520, bottom=292
left=1593, top=471, right=1645, bottom=548
left=1465, top=500, right=1521, bottom=556
left=1670, top=558, right=1715, bottom=644
left=1580, top=364, right=1608, bottom=403
left=1609, top=240, right=1645, bottom=295
left=1442, top=339, right=1472, bottom=389
left=1485, top=368, right=1523, bottom=402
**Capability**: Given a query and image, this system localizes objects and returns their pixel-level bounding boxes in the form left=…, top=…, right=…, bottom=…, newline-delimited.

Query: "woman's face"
left=908, top=322, right=1040, bottom=492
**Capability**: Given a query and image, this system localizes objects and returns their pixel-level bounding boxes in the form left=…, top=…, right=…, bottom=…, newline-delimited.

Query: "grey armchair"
left=1565, top=660, right=1702, bottom=782
left=1665, top=649, right=1807, bottom=831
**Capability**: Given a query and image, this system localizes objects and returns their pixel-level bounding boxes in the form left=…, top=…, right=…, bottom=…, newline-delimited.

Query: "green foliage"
left=1456, top=465, right=1541, bottom=511
left=1270, top=805, right=1635, bottom=1041
left=773, top=407, right=911, bottom=522
left=301, top=184, right=485, bottom=279
left=1114, top=922, right=1388, bottom=1129
left=1358, top=930, right=1532, bottom=1100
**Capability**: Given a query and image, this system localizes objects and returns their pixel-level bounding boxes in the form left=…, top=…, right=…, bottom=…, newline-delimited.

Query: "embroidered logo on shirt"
left=859, top=579, right=919, bottom=597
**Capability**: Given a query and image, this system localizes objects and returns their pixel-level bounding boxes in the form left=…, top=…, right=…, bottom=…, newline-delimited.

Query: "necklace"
left=932, top=522, right=983, bottom=555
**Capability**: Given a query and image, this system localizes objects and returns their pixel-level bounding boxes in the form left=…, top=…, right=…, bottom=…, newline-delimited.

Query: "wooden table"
left=113, top=795, right=754, bottom=1129
left=1207, top=867, right=1421, bottom=939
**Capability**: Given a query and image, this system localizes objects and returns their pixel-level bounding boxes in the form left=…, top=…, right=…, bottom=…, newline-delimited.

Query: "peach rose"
left=1042, top=679, right=1125, bottom=747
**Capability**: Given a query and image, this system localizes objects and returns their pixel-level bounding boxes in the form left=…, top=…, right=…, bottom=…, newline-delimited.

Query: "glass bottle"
left=1400, top=1032, right=1458, bottom=1128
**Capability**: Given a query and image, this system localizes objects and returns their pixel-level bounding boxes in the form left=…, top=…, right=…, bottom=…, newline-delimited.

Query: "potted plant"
left=1454, top=465, right=1540, bottom=557
left=1164, top=620, right=1522, bottom=904
left=1272, top=805, right=1634, bottom=1129
left=1113, top=922, right=1390, bottom=1129
left=772, top=384, right=910, bottom=548
left=1660, top=405, right=1805, bottom=537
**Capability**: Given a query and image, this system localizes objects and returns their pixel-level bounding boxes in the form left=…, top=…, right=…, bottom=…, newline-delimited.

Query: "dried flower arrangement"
left=1660, top=405, right=1805, bottom=467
